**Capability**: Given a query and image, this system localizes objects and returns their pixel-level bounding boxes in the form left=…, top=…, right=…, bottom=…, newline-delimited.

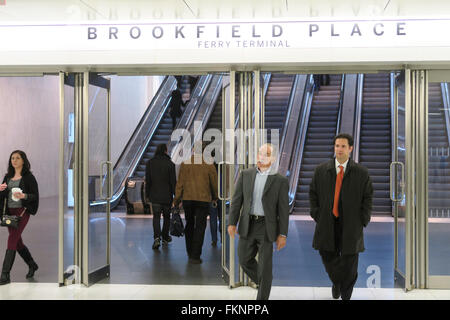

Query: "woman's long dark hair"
left=6, top=150, right=31, bottom=178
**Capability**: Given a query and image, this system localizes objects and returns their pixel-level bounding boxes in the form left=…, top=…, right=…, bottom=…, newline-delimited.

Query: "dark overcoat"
left=145, top=154, right=176, bottom=206
left=168, top=89, right=183, bottom=118
left=309, top=159, right=373, bottom=254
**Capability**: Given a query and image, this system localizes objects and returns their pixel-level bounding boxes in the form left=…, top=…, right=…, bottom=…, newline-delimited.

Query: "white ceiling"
left=1, top=0, right=450, bottom=22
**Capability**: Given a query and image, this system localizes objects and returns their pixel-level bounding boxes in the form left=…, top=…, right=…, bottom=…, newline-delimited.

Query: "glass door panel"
left=392, top=71, right=409, bottom=290
left=86, top=73, right=111, bottom=285
left=427, top=72, right=450, bottom=286
left=59, top=73, right=77, bottom=285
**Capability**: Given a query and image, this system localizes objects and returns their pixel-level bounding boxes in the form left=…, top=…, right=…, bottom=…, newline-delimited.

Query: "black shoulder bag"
left=170, top=207, right=185, bottom=237
left=0, top=200, right=23, bottom=229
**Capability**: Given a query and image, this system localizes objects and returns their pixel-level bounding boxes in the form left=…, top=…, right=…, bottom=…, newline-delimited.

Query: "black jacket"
left=309, top=159, right=373, bottom=254
left=145, top=154, right=176, bottom=206
left=0, top=172, right=39, bottom=216
left=168, top=89, right=184, bottom=118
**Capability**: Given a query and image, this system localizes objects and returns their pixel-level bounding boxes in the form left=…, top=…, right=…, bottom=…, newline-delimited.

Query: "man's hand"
left=276, top=235, right=287, bottom=251
left=227, top=225, right=238, bottom=238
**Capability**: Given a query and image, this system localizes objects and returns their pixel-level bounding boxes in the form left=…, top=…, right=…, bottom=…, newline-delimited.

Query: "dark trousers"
left=209, top=201, right=222, bottom=243
left=183, top=200, right=209, bottom=260
left=171, top=115, right=179, bottom=130
left=151, top=203, right=171, bottom=240
left=238, top=218, right=273, bottom=300
left=7, top=207, right=30, bottom=251
left=319, top=217, right=359, bottom=300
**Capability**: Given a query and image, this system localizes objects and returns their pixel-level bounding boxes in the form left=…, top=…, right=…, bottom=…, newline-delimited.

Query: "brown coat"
left=174, top=155, right=218, bottom=205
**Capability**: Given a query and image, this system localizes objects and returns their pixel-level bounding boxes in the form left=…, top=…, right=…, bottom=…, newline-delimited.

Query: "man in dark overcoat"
left=145, top=143, right=177, bottom=249
left=309, top=133, right=373, bottom=300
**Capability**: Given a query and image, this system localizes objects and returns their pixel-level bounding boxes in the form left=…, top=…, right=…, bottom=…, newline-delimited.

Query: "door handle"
left=218, top=161, right=225, bottom=200
left=99, top=161, right=112, bottom=201
left=390, top=161, right=405, bottom=202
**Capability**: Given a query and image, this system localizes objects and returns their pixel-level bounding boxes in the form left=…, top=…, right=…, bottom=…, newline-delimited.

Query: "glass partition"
left=428, top=80, right=450, bottom=277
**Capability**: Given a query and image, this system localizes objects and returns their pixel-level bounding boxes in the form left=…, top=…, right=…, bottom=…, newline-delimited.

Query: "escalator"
left=428, top=83, right=450, bottom=217
left=133, top=77, right=192, bottom=178
left=358, top=73, right=392, bottom=215
left=265, top=74, right=296, bottom=143
left=111, top=75, right=204, bottom=212
left=293, top=74, right=343, bottom=214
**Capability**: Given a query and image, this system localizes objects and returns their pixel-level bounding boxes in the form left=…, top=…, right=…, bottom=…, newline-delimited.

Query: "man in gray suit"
left=227, top=143, right=289, bottom=300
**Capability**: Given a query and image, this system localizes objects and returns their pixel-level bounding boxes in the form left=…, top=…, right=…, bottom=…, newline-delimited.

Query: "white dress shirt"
left=335, top=158, right=349, bottom=175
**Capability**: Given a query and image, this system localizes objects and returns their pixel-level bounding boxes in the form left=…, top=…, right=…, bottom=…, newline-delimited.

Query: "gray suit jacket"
left=228, top=167, right=289, bottom=242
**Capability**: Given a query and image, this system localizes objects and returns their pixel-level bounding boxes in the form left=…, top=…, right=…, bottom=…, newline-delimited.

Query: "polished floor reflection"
left=1, top=283, right=450, bottom=300
left=0, top=197, right=449, bottom=290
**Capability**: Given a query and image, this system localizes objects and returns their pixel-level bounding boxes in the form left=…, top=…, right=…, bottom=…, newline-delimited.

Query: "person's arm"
left=309, top=168, right=320, bottom=223
left=209, top=165, right=218, bottom=201
left=277, top=176, right=289, bottom=237
left=360, top=173, right=374, bottom=227
left=227, top=171, right=244, bottom=237
left=0, top=177, right=7, bottom=213
left=22, top=174, right=39, bottom=203
left=173, top=163, right=184, bottom=207
left=145, top=160, right=152, bottom=201
left=276, top=176, right=289, bottom=251
left=169, top=162, right=176, bottom=200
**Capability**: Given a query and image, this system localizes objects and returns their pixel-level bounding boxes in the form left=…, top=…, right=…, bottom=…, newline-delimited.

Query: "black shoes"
left=188, top=258, right=202, bottom=264
left=26, top=261, right=39, bottom=279
left=154, top=236, right=172, bottom=249
left=162, top=236, right=172, bottom=245
left=17, top=247, right=38, bottom=279
left=0, top=272, right=10, bottom=285
left=332, top=284, right=341, bottom=299
left=0, top=249, right=16, bottom=285
left=152, top=238, right=161, bottom=250
left=0, top=247, right=38, bottom=284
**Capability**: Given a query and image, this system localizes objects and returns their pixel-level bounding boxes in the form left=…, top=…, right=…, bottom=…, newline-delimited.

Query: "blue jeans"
left=209, top=200, right=222, bottom=243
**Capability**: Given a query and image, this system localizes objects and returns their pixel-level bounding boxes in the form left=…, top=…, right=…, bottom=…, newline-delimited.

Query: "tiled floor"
left=1, top=198, right=450, bottom=301
left=0, top=282, right=450, bottom=300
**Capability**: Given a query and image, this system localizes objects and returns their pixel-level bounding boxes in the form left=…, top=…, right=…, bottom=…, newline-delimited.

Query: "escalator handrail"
left=113, top=76, right=171, bottom=172
left=440, top=82, right=450, bottom=150
left=390, top=72, right=396, bottom=164
left=93, top=75, right=208, bottom=208
left=167, top=74, right=214, bottom=157
left=91, top=76, right=175, bottom=208
left=336, top=74, right=346, bottom=135
left=288, top=74, right=315, bottom=209
left=278, top=75, right=301, bottom=172
left=353, top=74, right=364, bottom=163
left=170, top=74, right=223, bottom=165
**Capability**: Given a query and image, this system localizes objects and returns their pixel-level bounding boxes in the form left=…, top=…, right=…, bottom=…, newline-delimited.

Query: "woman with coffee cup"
left=0, top=150, right=39, bottom=285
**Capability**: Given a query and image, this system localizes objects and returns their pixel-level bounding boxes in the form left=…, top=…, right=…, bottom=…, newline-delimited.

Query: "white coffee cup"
left=11, top=187, right=23, bottom=201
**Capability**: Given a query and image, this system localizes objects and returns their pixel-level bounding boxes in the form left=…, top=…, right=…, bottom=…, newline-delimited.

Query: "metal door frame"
left=58, top=72, right=112, bottom=287
left=220, top=70, right=265, bottom=289
left=392, top=69, right=415, bottom=291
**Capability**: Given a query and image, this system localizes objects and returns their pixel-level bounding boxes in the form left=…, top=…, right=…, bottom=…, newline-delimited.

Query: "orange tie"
left=333, top=165, right=344, bottom=218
